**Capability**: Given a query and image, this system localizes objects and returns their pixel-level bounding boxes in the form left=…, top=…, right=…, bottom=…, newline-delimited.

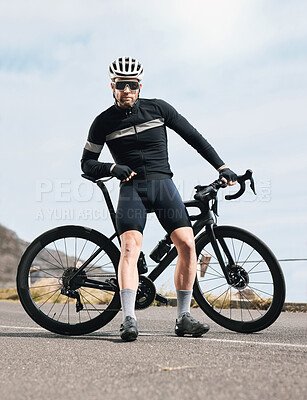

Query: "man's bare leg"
left=171, top=226, right=210, bottom=335
left=118, top=230, right=142, bottom=341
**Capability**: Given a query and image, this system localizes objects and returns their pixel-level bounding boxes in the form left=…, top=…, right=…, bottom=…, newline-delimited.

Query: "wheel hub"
left=61, top=267, right=87, bottom=290
left=228, top=265, right=249, bottom=290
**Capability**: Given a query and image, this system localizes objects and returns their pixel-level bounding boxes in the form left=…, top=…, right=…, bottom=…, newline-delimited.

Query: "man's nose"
left=123, top=85, right=131, bottom=93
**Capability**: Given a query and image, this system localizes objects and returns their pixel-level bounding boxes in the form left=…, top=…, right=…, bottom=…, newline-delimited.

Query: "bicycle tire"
left=17, top=225, right=121, bottom=335
left=193, top=225, right=286, bottom=333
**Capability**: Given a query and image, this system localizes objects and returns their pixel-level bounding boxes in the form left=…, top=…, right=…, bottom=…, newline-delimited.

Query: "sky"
left=0, top=0, right=307, bottom=301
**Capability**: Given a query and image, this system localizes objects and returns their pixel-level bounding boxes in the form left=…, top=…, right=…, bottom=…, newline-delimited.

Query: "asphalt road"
left=0, top=301, right=306, bottom=400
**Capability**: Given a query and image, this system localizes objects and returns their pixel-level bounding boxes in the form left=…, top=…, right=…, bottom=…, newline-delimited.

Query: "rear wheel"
left=193, top=226, right=286, bottom=333
left=17, top=225, right=120, bottom=335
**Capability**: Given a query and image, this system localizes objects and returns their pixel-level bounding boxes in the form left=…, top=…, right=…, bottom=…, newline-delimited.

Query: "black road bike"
left=17, top=170, right=286, bottom=335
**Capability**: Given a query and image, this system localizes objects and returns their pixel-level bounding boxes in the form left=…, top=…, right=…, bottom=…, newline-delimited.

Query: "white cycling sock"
left=120, top=289, right=136, bottom=321
left=177, top=289, right=192, bottom=319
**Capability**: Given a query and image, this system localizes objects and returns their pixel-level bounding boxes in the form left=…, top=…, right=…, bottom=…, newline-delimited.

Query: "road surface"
left=0, top=301, right=306, bottom=400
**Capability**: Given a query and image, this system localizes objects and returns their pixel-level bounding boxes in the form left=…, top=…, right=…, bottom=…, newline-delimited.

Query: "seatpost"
left=96, top=180, right=120, bottom=241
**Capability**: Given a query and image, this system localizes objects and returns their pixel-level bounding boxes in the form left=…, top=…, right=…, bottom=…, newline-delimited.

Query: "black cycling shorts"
left=116, top=178, right=192, bottom=236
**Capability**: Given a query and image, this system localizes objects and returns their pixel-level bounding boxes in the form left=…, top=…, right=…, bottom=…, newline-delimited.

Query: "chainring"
left=135, top=276, right=156, bottom=310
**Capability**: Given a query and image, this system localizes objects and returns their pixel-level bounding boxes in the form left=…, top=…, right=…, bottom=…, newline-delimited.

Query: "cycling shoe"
left=175, top=312, right=210, bottom=337
left=120, top=316, right=138, bottom=342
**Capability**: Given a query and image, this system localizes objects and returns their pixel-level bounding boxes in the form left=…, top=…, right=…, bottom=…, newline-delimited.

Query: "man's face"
left=111, top=78, right=142, bottom=109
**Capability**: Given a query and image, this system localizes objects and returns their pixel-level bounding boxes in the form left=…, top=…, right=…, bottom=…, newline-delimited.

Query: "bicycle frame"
left=69, top=178, right=234, bottom=293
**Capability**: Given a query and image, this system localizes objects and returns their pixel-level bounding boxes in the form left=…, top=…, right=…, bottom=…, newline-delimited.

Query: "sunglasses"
left=114, top=81, right=140, bottom=91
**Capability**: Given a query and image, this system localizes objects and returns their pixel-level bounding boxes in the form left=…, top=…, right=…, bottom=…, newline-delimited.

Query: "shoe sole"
left=175, top=326, right=210, bottom=337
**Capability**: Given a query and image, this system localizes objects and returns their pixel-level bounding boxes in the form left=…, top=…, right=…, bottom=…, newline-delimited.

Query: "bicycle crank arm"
left=155, top=293, right=169, bottom=305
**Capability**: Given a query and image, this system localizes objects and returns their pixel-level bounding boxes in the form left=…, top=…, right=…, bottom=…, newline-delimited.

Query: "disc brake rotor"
left=228, top=265, right=249, bottom=290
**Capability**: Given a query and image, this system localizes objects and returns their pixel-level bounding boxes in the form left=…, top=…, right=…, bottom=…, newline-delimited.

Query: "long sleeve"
left=157, top=99, right=225, bottom=170
left=80, top=117, right=113, bottom=179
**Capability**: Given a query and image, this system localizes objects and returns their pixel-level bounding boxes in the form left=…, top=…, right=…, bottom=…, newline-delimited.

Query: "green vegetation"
left=0, top=287, right=19, bottom=301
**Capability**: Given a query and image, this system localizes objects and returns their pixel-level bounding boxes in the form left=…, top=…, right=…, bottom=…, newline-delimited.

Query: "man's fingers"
left=221, top=177, right=237, bottom=186
left=122, top=171, right=137, bottom=182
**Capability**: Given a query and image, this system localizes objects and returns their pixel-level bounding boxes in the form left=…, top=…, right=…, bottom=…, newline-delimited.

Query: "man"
left=81, top=57, right=237, bottom=342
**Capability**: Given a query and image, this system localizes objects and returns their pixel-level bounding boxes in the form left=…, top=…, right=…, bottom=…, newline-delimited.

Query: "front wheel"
left=17, top=225, right=121, bottom=335
left=193, top=226, right=286, bottom=333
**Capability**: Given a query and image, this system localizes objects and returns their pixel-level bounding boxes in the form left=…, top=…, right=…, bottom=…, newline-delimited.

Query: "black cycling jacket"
left=81, top=98, right=225, bottom=180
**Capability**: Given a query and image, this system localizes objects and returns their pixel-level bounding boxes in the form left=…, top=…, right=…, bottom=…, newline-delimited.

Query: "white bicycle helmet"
left=109, top=57, right=144, bottom=81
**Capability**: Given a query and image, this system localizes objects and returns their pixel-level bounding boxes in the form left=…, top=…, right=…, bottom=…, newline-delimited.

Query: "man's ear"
left=111, top=82, right=115, bottom=91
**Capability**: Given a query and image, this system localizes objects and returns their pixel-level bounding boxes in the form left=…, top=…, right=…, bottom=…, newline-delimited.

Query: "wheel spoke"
left=31, top=287, right=60, bottom=301
left=30, top=284, right=61, bottom=289
left=52, top=242, right=65, bottom=269
left=79, top=289, right=103, bottom=314
left=236, top=241, right=244, bottom=265
left=57, top=298, right=69, bottom=322
left=240, top=247, right=255, bottom=268
left=75, top=240, right=88, bottom=266
left=249, top=269, right=270, bottom=274
left=247, top=285, right=273, bottom=297
left=47, top=292, right=62, bottom=316
left=196, top=270, right=223, bottom=279
left=206, top=264, right=225, bottom=279
left=231, top=238, right=237, bottom=264
left=239, top=290, right=263, bottom=317
left=86, top=257, right=110, bottom=274
left=64, top=238, right=69, bottom=269
left=210, top=286, right=231, bottom=307
left=202, top=282, right=228, bottom=295
left=32, top=267, right=60, bottom=280
left=80, top=292, right=92, bottom=320
left=42, top=248, right=64, bottom=270
left=198, top=276, right=225, bottom=283
left=218, top=287, right=231, bottom=314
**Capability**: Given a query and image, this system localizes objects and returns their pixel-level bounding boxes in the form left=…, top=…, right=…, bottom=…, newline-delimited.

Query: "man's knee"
left=120, top=230, right=143, bottom=258
left=171, top=228, right=195, bottom=254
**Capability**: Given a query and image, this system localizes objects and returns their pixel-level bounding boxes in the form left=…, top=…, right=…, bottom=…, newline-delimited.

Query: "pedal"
left=155, top=293, right=169, bottom=305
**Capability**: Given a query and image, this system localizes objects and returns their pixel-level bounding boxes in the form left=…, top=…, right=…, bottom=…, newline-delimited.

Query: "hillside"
left=0, top=224, right=29, bottom=287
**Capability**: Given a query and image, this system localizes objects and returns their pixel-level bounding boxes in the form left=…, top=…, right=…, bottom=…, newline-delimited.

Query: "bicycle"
left=16, top=170, right=286, bottom=335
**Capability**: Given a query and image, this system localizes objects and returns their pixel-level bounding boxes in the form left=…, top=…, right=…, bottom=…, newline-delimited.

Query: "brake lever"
left=250, top=175, right=256, bottom=195
left=225, top=169, right=256, bottom=200
left=212, top=197, right=219, bottom=216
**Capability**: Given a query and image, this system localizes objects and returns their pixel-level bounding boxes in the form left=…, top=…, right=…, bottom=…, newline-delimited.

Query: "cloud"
left=0, top=0, right=307, bottom=301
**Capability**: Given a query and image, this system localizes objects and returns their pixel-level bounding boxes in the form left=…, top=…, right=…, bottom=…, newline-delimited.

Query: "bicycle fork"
left=205, top=224, right=235, bottom=285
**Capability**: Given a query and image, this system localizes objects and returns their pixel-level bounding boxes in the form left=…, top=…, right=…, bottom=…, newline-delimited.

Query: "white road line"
left=0, top=325, right=45, bottom=331
left=140, top=333, right=307, bottom=348
left=1, top=325, right=306, bottom=349
left=200, top=337, right=307, bottom=349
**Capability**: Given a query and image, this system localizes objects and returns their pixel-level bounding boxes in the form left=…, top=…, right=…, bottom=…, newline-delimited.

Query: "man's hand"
left=218, top=166, right=237, bottom=186
left=110, top=164, right=137, bottom=181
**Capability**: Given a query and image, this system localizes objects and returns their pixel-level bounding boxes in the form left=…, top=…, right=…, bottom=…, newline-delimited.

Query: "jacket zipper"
left=134, top=125, right=146, bottom=178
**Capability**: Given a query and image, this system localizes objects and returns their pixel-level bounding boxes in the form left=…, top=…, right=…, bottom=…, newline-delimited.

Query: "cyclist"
left=81, top=57, right=237, bottom=341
